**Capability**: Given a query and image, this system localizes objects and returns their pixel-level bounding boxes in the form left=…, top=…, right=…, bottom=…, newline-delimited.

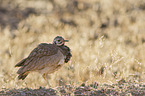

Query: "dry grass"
left=0, top=0, right=145, bottom=92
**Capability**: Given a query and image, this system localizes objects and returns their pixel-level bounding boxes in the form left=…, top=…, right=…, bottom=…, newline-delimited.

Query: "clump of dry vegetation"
left=0, top=0, right=145, bottom=95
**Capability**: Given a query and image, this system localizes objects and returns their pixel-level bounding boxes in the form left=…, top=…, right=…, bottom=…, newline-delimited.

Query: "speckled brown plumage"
left=15, top=36, right=72, bottom=86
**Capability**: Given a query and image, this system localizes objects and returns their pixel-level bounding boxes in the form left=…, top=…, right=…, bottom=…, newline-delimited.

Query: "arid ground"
left=0, top=0, right=145, bottom=95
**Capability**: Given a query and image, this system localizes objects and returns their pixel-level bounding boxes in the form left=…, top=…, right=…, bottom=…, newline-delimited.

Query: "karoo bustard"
left=15, top=36, right=72, bottom=87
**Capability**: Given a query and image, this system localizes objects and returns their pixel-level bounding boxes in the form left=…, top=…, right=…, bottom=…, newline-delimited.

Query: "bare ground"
left=1, top=80, right=145, bottom=96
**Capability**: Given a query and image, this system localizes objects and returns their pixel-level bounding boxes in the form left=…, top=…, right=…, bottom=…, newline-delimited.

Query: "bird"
left=15, top=36, right=72, bottom=87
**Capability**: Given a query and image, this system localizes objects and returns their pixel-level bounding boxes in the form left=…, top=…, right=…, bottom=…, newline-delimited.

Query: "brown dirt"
left=1, top=80, right=145, bottom=96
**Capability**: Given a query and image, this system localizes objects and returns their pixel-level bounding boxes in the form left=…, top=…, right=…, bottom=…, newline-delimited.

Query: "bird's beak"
left=64, top=40, right=69, bottom=42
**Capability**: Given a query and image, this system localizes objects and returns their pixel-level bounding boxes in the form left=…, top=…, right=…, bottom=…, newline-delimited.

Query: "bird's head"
left=53, top=36, right=69, bottom=46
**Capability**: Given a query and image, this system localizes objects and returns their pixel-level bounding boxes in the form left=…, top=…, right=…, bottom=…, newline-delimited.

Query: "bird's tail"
left=18, top=72, right=29, bottom=80
left=15, top=58, right=29, bottom=80
left=15, top=58, right=27, bottom=67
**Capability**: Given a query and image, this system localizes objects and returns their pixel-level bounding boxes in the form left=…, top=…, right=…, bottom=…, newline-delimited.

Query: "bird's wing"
left=16, top=43, right=63, bottom=74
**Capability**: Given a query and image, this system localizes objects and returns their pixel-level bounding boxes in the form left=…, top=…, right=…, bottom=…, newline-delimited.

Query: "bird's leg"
left=42, top=73, right=51, bottom=88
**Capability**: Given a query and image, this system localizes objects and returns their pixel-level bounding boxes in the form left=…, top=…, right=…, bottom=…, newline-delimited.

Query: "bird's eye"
left=58, top=40, right=60, bottom=42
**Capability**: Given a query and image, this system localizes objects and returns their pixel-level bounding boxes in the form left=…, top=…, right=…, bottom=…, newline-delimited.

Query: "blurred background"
left=0, top=0, right=145, bottom=89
